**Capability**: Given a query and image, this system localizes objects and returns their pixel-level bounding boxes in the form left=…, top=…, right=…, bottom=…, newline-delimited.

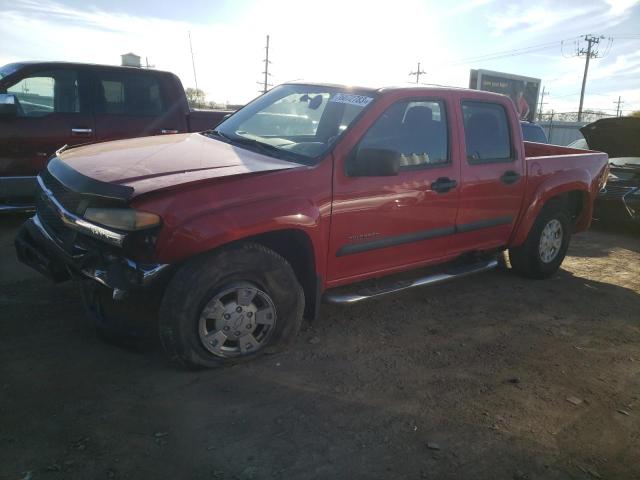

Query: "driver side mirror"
left=347, top=148, right=400, bottom=177
left=0, top=94, right=17, bottom=117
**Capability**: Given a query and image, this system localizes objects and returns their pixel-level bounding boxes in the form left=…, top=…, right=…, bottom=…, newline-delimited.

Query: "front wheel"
left=509, top=209, right=571, bottom=279
left=158, top=243, right=304, bottom=368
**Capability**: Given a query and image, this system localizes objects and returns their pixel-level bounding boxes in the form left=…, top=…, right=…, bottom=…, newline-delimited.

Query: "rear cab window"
left=94, top=71, right=165, bottom=116
left=462, top=101, right=513, bottom=164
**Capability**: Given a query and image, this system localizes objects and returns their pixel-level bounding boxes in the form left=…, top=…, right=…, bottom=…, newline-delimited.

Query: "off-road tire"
left=509, top=208, right=571, bottom=279
left=158, top=242, right=304, bottom=369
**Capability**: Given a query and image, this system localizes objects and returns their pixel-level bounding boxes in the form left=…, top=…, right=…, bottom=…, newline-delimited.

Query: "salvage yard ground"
left=1, top=216, right=639, bottom=480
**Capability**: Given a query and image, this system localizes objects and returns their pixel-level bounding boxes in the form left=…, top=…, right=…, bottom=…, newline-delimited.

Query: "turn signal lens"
left=84, top=208, right=160, bottom=231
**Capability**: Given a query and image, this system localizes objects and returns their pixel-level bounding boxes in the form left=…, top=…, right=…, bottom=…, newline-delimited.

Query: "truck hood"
left=58, top=133, right=303, bottom=197
left=580, top=117, right=640, bottom=158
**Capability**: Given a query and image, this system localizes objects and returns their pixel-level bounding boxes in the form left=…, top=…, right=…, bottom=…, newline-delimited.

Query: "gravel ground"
left=1, top=216, right=639, bottom=480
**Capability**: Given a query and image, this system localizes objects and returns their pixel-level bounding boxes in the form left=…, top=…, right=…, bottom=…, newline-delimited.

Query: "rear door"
left=91, top=70, right=185, bottom=142
left=0, top=67, right=94, bottom=176
left=327, top=94, right=461, bottom=284
left=451, top=98, right=525, bottom=253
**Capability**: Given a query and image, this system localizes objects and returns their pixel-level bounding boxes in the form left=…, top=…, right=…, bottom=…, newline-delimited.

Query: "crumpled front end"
left=15, top=160, right=170, bottom=295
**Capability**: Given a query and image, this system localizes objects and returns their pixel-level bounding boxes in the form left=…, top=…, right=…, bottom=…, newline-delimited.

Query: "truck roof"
left=2, top=61, right=175, bottom=76
left=285, top=80, right=508, bottom=100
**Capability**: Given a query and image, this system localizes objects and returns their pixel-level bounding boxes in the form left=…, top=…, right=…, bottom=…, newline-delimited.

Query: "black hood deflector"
left=47, top=157, right=134, bottom=203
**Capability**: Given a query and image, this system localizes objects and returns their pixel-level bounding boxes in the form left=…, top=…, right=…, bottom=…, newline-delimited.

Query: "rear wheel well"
left=244, top=230, right=320, bottom=320
left=544, top=190, right=585, bottom=224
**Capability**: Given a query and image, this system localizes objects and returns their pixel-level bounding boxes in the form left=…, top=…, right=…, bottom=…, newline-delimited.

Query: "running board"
left=324, top=258, right=499, bottom=305
left=0, top=204, right=36, bottom=214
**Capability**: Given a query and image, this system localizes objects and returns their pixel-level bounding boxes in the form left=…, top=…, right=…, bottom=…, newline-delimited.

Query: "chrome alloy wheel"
left=538, top=219, right=563, bottom=264
left=198, top=283, right=277, bottom=358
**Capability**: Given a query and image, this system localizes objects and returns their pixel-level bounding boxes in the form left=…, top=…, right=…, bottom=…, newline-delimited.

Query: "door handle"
left=161, top=129, right=179, bottom=134
left=500, top=170, right=521, bottom=185
left=431, top=177, right=457, bottom=193
left=71, top=128, right=93, bottom=136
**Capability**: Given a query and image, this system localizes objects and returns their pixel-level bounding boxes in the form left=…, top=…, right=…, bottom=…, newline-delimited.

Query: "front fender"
left=154, top=195, right=324, bottom=265
left=510, top=168, right=593, bottom=246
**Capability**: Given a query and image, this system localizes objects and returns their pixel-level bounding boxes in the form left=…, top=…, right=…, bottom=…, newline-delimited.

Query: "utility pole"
left=537, top=86, right=548, bottom=121
left=260, top=35, right=272, bottom=94
left=548, top=109, right=555, bottom=143
left=188, top=31, right=199, bottom=92
left=614, top=96, right=624, bottom=117
left=409, top=62, right=426, bottom=84
left=577, top=34, right=603, bottom=122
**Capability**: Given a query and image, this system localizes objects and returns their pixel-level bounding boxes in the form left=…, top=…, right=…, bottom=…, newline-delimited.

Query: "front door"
left=327, top=95, right=461, bottom=285
left=0, top=67, right=94, bottom=176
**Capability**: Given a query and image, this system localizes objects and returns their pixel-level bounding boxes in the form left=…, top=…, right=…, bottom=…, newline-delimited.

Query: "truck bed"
left=523, top=140, right=601, bottom=158
left=520, top=141, right=609, bottom=237
left=188, top=109, right=233, bottom=132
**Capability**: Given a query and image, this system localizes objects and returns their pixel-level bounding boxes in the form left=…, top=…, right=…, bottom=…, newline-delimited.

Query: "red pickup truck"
left=0, top=61, right=231, bottom=212
left=15, top=83, right=608, bottom=368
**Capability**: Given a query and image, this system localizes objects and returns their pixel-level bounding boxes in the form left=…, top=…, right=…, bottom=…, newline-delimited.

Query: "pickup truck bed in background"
left=0, top=61, right=233, bottom=212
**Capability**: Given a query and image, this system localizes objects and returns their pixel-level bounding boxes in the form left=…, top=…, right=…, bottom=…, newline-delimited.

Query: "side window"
left=7, top=70, right=79, bottom=117
left=357, top=99, right=449, bottom=169
left=462, top=101, right=512, bottom=163
left=95, top=72, right=165, bottom=115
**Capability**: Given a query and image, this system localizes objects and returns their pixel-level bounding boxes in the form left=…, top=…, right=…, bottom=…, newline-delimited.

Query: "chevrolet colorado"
left=0, top=61, right=232, bottom=212
left=15, top=83, right=609, bottom=368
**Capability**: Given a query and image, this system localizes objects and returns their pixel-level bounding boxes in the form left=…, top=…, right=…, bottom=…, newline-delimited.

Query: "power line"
left=447, top=36, right=583, bottom=66
left=442, top=33, right=634, bottom=68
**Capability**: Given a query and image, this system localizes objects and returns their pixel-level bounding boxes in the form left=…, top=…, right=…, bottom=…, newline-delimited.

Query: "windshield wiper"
left=204, top=129, right=230, bottom=140
left=229, top=136, right=287, bottom=157
left=204, top=130, right=303, bottom=164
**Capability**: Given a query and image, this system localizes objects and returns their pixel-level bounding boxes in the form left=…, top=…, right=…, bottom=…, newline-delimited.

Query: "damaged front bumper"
left=15, top=214, right=170, bottom=294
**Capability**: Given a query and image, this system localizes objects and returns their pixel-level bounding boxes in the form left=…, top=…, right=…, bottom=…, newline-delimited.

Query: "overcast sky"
left=1, top=0, right=638, bottom=114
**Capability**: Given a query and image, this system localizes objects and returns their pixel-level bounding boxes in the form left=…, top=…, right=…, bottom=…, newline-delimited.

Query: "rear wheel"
left=509, top=208, right=571, bottom=279
left=158, top=243, right=304, bottom=368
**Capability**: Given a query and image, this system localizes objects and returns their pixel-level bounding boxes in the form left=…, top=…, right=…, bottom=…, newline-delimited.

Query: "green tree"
left=185, top=88, right=206, bottom=108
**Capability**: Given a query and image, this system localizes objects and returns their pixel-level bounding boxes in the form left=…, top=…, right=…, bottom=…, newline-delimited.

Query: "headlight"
left=84, top=208, right=160, bottom=231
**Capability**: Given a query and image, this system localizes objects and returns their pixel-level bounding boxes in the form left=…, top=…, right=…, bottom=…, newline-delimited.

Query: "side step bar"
left=0, top=204, right=36, bottom=214
left=324, top=258, right=499, bottom=305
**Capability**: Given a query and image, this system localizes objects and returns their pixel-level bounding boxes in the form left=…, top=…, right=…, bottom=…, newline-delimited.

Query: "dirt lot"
left=1, top=216, right=639, bottom=480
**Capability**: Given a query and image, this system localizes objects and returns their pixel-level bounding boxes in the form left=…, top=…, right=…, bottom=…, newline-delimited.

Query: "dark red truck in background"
left=0, top=61, right=231, bottom=212
left=15, top=83, right=609, bottom=369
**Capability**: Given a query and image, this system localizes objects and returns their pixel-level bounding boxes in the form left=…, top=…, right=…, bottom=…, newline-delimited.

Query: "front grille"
left=35, top=189, right=77, bottom=246
left=39, top=167, right=83, bottom=214
left=599, top=184, right=634, bottom=199
left=35, top=167, right=85, bottom=247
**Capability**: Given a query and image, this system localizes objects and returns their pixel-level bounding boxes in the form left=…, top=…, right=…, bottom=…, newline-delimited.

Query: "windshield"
left=521, top=123, right=548, bottom=143
left=206, top=84, right=376, bottom=164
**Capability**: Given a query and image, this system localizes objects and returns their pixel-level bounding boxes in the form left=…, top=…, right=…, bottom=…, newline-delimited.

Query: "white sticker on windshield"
left=329, top=93, right=373, bottom=107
